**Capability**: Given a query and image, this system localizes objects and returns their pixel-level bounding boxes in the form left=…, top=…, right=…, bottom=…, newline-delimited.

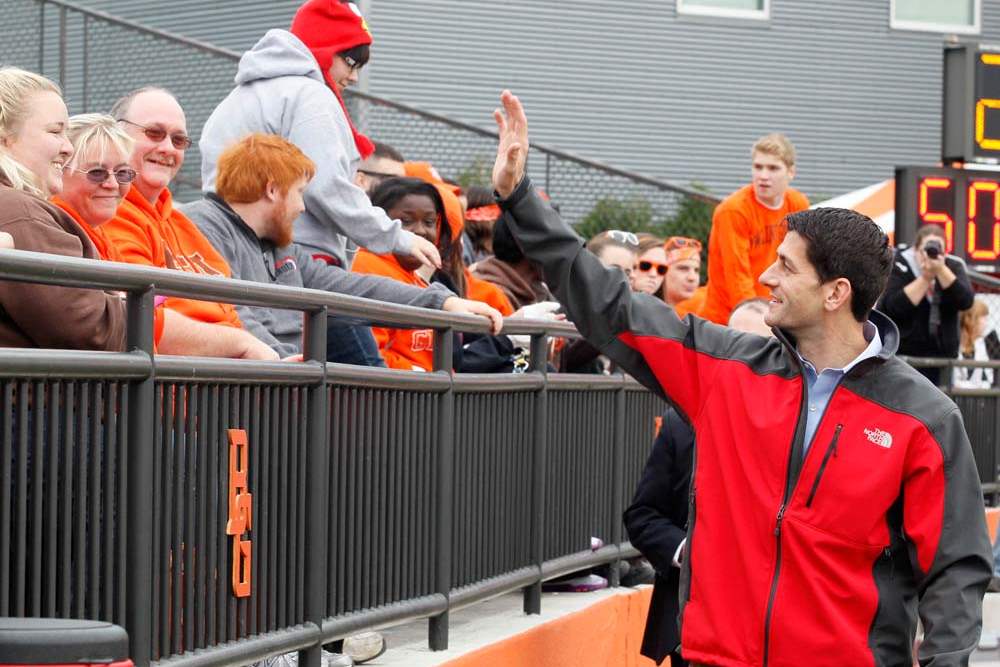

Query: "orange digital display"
left=976, top=54, right=1000, bottom=154
left=896, top=166, right=1000, bottom=272
left=918, top=177, right=955, bottom=252
left=967, top=180, right=1000, bottom=260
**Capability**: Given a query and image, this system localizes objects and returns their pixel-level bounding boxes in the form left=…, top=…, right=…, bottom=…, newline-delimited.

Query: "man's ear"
left=824, top=277, right=852, bottom=313
left=264, top=180, right=280, bottom=202
left=787, top=164, right=796, bottom=182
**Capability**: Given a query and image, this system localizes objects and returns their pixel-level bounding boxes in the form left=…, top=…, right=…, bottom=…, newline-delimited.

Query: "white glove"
left=510, top=301, right=562, bottom=320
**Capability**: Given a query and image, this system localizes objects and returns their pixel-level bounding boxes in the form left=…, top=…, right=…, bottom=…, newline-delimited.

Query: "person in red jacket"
left=492, top=90, right=990, bottom=667
left=701, top=134, right=809, bottom=324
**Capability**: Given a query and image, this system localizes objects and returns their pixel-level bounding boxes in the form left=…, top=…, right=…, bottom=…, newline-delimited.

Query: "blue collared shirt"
left=798, top=322, right=883, bottom=455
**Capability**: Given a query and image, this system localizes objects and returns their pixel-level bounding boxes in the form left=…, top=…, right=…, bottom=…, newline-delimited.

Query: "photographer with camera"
left=880, top=224, right=974, bottom=384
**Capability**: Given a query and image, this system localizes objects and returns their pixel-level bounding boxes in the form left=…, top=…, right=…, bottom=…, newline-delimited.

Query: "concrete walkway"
left=366, top=588, right=1000, bottom=666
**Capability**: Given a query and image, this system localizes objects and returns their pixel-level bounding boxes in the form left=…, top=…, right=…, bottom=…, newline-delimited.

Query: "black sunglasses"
left=118, top=119, right=192, bottom=150
left=72, top=166, right=137, bottom=185
left=638, top=260, right=668, bottom=276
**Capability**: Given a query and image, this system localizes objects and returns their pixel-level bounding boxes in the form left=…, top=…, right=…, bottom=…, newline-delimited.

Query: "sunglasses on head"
left=341, top=54, right=365, bottom=72
left=638, top=260, right=668, bottom=276
left=606, top=230, right=639, bottom=246
left=71, top=166, right=137, bottom=185
left=118, top=119, right=192, bottom=150
left=664, top=236, right=702, bottom=252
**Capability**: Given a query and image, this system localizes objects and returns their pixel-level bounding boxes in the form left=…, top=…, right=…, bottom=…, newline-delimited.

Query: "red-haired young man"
left=181, top=134, right=501, bottom=360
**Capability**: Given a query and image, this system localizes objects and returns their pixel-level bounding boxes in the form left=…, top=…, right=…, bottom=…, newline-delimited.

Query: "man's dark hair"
left=371, top=140, right=405, bottom=162
left=492, top=219, right=523, bottom=264
left=786, top=208, right=893, bottom=322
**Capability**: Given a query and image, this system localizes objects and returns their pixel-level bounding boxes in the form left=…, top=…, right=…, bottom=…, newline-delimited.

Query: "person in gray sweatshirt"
left=198, top=0, right=439, bottom=273
left=181, top=133, right=502, bottom=360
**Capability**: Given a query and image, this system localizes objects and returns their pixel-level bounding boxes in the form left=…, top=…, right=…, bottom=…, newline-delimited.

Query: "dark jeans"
left=326, top=317, right=385, bottom=367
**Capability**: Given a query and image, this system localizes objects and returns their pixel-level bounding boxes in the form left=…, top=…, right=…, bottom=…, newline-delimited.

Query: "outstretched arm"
left=491, top=91, right=762, bottom=417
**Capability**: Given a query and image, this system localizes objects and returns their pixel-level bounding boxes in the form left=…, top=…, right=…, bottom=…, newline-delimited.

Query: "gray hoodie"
left=198, top=29, right=416, bottom=268
left=180, top=194, right=452, bottom=357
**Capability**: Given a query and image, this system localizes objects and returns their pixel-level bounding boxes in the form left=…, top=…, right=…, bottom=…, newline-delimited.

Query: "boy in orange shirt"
left=700, top=134, right=809, bottom=324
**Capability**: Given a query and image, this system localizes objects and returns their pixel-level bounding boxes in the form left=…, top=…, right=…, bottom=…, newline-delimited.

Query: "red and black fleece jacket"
left=499, top=177, right=992, bottom=667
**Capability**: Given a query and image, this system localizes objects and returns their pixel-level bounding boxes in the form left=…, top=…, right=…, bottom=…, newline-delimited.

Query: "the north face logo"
left=864, top=427, right=893, bottom=449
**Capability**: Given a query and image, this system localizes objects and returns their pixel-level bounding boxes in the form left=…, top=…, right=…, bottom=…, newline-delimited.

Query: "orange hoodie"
left=351, top=249, right=438, bottom=371
left=466, top=270, right=514, bottom=316
left=103, top=186, right=242, bottom=328
left=52, top=196, right=165, bottom=346
left=700, top=185, right=808, bottom=324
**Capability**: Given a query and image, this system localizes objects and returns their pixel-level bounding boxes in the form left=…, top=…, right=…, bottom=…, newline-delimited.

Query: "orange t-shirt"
left=52, top=195, right=165, bottom=345
left=351, top=249, right=438, bottom=371
left=103, top=186, right=242, bottom=328
left=700, top=185, right=808, bottom=324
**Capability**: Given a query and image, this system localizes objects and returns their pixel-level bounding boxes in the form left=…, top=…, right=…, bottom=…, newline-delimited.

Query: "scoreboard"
left=896, top=43, right=1000, bottom=272
left=896, top=166, right=1000, bottom=272
left=942, top=44, right=1000, bottom=163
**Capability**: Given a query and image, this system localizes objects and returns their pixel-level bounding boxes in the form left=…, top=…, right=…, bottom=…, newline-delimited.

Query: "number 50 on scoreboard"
left=896, top=165, right=1000, bottom=272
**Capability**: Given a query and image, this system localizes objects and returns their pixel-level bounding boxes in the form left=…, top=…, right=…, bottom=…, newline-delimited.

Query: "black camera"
left=924, top=239, right=943, bottom=259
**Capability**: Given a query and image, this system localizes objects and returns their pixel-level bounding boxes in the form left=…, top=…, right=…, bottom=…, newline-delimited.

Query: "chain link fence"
left=2, top=0, right=718, bottom=220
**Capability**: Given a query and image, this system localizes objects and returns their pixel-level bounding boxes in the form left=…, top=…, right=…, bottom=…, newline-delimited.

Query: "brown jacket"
left=0, top=186, right=125, bottom=350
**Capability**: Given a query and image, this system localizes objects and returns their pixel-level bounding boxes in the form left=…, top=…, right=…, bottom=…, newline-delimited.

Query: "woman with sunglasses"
left=52, top=114, right=137, bottom=263
left=0, top=67, right=125, bottom=350
left=633, top=234, right=669, bottom=295
left=54, top=114, right=281, bottom=360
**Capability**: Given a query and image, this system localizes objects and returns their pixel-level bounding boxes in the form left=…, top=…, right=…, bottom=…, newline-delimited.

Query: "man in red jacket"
left=492, top=90, right=991, bottom=667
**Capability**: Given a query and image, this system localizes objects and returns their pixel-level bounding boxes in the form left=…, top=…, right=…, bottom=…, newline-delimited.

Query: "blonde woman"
left=0, top=67, right=124, bottom=349
left=954, top=298, right=994, bottom=389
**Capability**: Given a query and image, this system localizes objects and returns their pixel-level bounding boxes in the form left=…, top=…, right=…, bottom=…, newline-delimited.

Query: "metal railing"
left=2, top=0, right=720, bottom=218
left=0, top=248, right=664, bottom=667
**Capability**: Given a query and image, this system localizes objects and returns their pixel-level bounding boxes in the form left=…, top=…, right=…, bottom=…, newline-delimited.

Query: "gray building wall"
left=50, top=0, right=1000, bottom=200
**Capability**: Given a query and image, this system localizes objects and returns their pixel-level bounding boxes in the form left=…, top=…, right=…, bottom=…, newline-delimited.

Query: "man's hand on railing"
left=236, top=332, right=281, bottom=361
left=492, top=90, right=529, bottom=199
left=442, top=297, right=504, bottom=334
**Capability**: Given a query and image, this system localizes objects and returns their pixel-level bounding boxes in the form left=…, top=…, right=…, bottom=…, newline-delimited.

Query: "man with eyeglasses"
left=100, top=87, right=256, bottom=330
left=700, top=134, right=809, bottom=325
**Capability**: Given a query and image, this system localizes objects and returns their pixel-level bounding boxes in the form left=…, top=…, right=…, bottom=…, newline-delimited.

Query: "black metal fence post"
left=124, top=288, right=156, bottom=667
left=81, top=14, right=89, bottom=111
left=429, top=328, right=454, bottom=650
left=57, top=5, right=66, bottom=91
left=37, top=1, right=45, bottom=73
left=609, top=377, right=626, bottom=587
left=524, top=333, right=548, bottom=615
left=300, top=308, right=329, bottom=667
